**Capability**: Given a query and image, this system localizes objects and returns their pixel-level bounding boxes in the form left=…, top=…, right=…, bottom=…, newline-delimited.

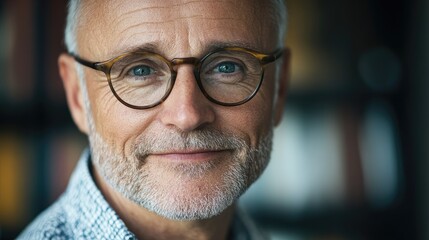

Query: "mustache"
left=134, top=128, right=247, bottom=157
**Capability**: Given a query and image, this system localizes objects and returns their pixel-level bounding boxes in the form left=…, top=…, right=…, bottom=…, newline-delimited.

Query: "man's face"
left=75, top=0, right=286, bottom=220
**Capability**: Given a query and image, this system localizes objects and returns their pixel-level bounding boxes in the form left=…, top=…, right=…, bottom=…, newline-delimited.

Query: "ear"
left=58, top=53, right=89, bottom=134
left=273, top=48, right=291, bottom=126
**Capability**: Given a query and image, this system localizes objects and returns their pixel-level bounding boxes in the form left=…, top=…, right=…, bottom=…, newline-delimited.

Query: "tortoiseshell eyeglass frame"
left=69, top=47, right=284, bottom=109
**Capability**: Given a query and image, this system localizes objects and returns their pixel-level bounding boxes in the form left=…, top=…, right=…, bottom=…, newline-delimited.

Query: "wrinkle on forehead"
left=109, top=1, right=248, bottom=32
left=117, top=15, right=240, bottom=36
left=108, top=0, right=241, bottom=23
left=79, top=0, right=277, bottom=59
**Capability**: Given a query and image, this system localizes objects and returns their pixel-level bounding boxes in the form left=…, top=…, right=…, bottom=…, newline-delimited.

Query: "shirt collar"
left=64, top=148, right=136, bottom=239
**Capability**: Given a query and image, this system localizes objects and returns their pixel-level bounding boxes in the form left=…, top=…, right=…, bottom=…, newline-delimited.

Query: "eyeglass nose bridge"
left=170, top=57, right=200, bottom=71
left=167, top=56, right=205, bottom=99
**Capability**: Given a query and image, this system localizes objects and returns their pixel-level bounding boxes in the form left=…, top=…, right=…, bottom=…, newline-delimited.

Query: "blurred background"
left=0, top=0, right=427, bottom=239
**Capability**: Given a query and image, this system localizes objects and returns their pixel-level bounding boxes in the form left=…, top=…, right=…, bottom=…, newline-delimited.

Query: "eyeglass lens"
left=108, top=50, right=264, bottom=108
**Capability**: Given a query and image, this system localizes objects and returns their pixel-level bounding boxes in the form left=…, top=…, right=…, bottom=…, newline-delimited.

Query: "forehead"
left=77, top=0, right=278, bottom=58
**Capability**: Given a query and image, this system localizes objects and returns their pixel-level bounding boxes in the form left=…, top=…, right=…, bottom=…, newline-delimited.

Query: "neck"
left=93, top=166, right=235, bottom=240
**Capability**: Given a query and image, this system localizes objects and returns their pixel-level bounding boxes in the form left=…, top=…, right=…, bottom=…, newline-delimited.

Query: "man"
left=20, top=0, right=289, bottom=239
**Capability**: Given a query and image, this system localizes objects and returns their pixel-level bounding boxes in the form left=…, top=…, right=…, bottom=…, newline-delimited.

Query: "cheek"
left=86, top=79, right=156, bottom=153
left=215, top=69, right=277, bottom=147
left=249, top=102, right=274, bottom=144
left=217, top=98, right=274, bottom=148
left=240, top=75, right=277, bottom=145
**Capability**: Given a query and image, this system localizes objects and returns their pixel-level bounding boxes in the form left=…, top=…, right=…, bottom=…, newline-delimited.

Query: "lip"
left=149, top=149, right=230, bottom=162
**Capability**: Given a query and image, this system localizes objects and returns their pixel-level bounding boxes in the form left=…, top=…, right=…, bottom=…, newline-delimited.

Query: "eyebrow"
left=110, top=42, right=160, bottom=57
left=108, top=40, right=263, bottom=60
left=201, top=41, right=263, bottom=55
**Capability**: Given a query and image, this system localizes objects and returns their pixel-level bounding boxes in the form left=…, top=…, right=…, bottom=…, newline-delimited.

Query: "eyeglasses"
left=69, top=47, right=283, bottom=109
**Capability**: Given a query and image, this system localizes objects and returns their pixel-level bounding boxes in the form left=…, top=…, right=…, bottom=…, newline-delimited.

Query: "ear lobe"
left=274, top=48, right=291, bottom=126
left=58, top=53, right=89, bottom=134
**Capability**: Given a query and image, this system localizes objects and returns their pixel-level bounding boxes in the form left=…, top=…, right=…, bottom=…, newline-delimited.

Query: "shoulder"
left=17, top=198, right=72, bottom=240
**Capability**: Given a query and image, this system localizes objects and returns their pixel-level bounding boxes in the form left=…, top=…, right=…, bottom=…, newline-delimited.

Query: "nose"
left=158, top=65, right=215, bottom=132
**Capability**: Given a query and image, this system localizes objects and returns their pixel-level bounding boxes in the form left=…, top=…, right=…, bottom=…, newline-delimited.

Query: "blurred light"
left=358, top=46, right=402, bottom=92
left=359, top=101, right=400, bottom=208
left=270, top=231, right=301, bottom=240
left=0, top=133, right=32, bottom=227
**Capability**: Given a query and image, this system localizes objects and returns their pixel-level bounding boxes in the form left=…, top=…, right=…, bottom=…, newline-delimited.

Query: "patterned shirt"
left=18, top=149, right=267, bottom=239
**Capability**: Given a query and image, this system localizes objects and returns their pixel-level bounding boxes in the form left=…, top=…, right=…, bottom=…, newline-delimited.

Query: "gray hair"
left=64, top=0, right=81, bottom=53
left=267, top=0, right=288, bottom=45
left=64, top=0, right=287, bottom=54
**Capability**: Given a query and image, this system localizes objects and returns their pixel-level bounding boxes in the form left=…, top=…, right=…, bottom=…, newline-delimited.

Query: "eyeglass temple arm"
left=261, top=49, right=284, bottom=65
left=69, top=53, right=101, bottom=71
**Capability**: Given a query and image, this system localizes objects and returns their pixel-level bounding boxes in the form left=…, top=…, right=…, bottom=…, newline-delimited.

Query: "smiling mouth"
left=149, top=149, right=231, bottom=162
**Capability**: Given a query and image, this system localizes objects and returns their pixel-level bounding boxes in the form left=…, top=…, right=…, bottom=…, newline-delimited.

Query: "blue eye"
left=131, top=65, right=154, bottom=76
left=216, top=62, right=237, bottom=73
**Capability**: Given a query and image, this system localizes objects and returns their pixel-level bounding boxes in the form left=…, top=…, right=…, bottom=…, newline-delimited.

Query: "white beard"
left=88, top=124, right=273, bottom=220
